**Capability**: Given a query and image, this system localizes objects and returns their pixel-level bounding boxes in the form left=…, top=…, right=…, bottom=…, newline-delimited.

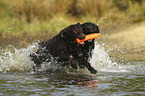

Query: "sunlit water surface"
left=0, top=42, right=145, bottom=96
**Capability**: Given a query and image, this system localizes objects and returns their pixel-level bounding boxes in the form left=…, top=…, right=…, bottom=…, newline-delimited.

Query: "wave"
left=0, top=41, right=144, bottom=75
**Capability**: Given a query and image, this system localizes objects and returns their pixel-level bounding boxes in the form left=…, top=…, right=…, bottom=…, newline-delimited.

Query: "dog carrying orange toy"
left=76, top=33, right=101, bottom=43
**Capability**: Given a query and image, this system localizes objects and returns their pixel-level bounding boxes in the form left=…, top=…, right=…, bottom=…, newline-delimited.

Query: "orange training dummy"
left=76, top=33, right=101, bottom=43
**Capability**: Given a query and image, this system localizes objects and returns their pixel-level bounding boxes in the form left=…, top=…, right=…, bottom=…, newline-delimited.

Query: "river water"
left=0, top=42, right=145, bottom=96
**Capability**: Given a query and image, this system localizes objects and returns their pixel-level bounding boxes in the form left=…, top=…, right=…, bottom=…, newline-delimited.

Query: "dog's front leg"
left=83, top=61, right=97, bottom=74
left=58, top=53, right=78, bottom=69
left=78, top=55, right=97, bottom=74
left=69, top=55, right=78, bottom=69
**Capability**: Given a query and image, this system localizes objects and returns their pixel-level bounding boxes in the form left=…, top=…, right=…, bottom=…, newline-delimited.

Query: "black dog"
left=30, top=23, right=98, bottom=74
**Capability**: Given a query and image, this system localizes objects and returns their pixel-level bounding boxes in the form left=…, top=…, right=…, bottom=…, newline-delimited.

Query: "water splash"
left=0, top=41, right=144, bottom=75
left=89, top=41, right=145, bottom=75
left=89, top=41, right=127, bottom=73
left=0, top=42, right=72, bottom=73
left=0, top=43, right=38, bottom=73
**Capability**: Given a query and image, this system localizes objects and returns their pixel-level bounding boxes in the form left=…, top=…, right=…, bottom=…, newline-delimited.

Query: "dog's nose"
left=78, top=33, right=86, bottom=39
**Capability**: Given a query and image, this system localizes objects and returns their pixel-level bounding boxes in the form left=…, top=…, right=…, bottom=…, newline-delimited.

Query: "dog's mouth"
left=88, top=39, right=92, bottom=42
left=76, top=33, right=101, bottom=45
left=79, top=39, right=92, bottom=44
left=79, top=41, right=85, bottom=44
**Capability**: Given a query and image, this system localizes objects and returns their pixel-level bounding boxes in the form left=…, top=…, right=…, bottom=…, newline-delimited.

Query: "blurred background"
left=0, top=0, right=145, bottom=61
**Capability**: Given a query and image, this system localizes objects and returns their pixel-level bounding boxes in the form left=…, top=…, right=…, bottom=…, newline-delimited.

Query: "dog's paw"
left=90, top=68, right=97, bottom=74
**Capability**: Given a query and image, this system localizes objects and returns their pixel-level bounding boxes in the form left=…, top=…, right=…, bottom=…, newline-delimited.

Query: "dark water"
left=0, top=72, right=145, bottom=96
left=0, top=42, right=145, bottom=96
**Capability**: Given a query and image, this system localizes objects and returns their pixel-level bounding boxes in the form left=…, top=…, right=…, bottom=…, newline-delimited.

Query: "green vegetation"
left=0, top=0, right=145, bottom=37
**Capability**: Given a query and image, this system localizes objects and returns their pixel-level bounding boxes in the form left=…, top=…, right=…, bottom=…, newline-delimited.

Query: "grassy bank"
left=0, top=0, right=145, bottom=37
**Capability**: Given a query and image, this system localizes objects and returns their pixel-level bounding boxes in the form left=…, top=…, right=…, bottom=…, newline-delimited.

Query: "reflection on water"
left=0, top=73, right=145, bottom=96
left=0, top=41, right=145, bottom=96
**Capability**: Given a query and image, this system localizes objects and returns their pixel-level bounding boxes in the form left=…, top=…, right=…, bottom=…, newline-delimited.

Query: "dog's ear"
left=60, top=28, right=70, bottom=38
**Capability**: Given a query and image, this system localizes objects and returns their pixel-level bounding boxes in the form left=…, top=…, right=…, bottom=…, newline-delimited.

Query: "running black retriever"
left=29, top=23, right=97, bottom=74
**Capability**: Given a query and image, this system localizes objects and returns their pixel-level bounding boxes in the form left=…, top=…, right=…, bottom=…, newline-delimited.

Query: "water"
left=0, top=41, right=145, bottom=96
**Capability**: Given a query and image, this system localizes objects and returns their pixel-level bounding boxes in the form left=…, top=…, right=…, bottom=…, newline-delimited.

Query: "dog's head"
left=60, top=23, right=85, bottom=40
left=81, top=22, right=99, bottom=35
